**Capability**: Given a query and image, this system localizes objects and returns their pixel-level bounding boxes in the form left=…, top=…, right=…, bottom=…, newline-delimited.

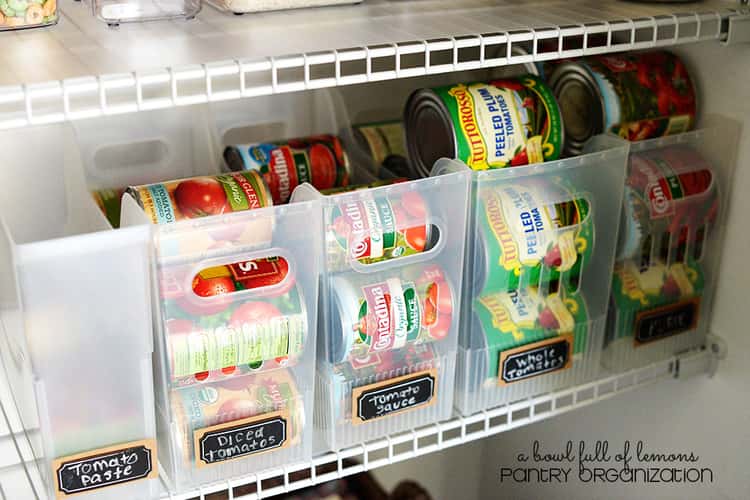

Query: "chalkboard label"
left=53, top=439, right=157, bottom=498
left=352, top=369, right=437, bottom=424
left=498, top=335, right=573, bottom=385
left=194, top=411, right=288, bottom=468
left=634, top=298, right=700, bottom=345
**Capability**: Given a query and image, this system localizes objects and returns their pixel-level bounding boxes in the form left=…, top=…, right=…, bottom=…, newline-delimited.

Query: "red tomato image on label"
left=229, top=301, right=283, bottom=330
left=174, top=178, right=230, bottom=218
left=217, top=398, right=258, bottom=424
left=400, top=191, right=427, bottom=219
left=404, top=226, right=427, bottom=252
left=309, top=143, right=337, bottom=189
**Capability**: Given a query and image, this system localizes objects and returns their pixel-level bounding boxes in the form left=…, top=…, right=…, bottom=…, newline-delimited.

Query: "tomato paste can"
left=473, top=180, right=593, bottom=295
left=224, top=135, right=350, bottom=204
left=325, top=188, right=434, bottom=269
left=328, top=265, right=453, bottom=364
left=91, top=187, right=125, bottom=228
left=320, top=177, right=408, bottom=195
left=618, top=145, right=717, bottom=263
left=351, top=121, right=412, bottom=179
left=547, top=51, right=696, bottom=156
left=171, top=369, right=304, bottom=463
left=471, top=288, right=588, bottom=381
left=160, top=259, right=307, bottom=385
left=403, top=75, right=564, bottom=177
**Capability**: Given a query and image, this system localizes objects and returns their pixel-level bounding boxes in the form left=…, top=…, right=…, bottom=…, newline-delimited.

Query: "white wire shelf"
left=0, top=0, right=747, bottom=130
left=0, top=346, right=715, bottom=499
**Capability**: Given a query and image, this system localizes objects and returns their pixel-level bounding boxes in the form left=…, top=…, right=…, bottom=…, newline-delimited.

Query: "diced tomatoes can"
left=328, top=265, right=453, bottom=364
left=546, top=51, right=696, bottom=156
left=403, top=75, right=564, bottom=177
left=224, top=135, right=350, bottom=204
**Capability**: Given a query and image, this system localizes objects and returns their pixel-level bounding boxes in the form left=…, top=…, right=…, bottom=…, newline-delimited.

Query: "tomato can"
left=404, top=75, right=564, bottom=177
left=326, top=188, right=434, bottom=270
left=171, top=369, right=304, bottom=463
left=471, top=288, right=588, bottom=381
left=473, top=180, right=593, bottom=295
left=91, top=187, right=125, bottom=228
left=224, top=135, right=350, bottom=204
left=320, top=177, right=408, bottom=195
left=618, top=145, right=717, bottom=263
left=328, top=265, right=453, bottom=364
left=547, top=51, right=696, bottom=156
left=351, top=121, right=412, bottom=179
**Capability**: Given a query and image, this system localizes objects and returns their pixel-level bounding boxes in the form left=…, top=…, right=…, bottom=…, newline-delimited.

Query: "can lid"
left=404, top=89, right=456, bottom=178
left=548, top=63, right=603, bottom=156
left=223, top=146, right=245, bottom=172
left=330, top=276, right=356, bottom=364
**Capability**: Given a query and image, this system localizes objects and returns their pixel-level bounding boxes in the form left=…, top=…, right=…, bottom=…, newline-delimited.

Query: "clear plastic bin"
left=453, top=135, right=629, bottom=416
left=294, top=159, right=469, bottom=451
left=208, top=0, right=360, bottom=15
left=0, top=123, right=158, bottom=499
left=93, top=0, right=201, bottom=25
left=603, top=127, right=738, bottom=372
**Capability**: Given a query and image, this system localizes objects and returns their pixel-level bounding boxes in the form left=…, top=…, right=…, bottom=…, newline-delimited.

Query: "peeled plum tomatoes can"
left=547, top=51, right=696, bottom=156
left=474, top=180, right=593, bottom=295
left=403, top=75, right=563, bottom=177
left=224, top=135, right=350, bottom=204
left=326, top=188, right=434, bottom=269
left=128, top=171, right=272, bottom=224
left=328, top=266, right=453, bottom=364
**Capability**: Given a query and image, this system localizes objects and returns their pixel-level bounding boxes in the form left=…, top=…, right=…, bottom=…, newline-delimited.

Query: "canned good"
left=171, top=369, right=304, bottom=463
left=0, top=0, right=57, bottom=31
left=404, top=75, right=564, bottom=177
left=326, top=188, right=434, bottom=269
left=618, top=146, right=717, bottom=263
left=160, top=260, right=307, bottom=385
left=351, top=121, right=412, bottom=178
left=329, top=265, right=453, bottom=363
left=224, top=135, right=350, bottom=204
left=91, top=187, right=125, bottom=228
left=547, top=51, right=696, bottom=156
left=320, top=178, right=408, bottom=195
left=472, top=288, right=589, bottom=380
left=473, top=180, right=593, bottom=295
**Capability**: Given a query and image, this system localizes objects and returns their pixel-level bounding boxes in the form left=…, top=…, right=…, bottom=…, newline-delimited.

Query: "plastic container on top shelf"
left=0, top=0, right=57, bottom=30
left=452, top=135, right=630, bottom=416
left=92, top=0, right=200, bottom=25
left=0, top=123, right=158, bottom=499
left=603, top=127, right=738, bottom=372
left=207, top=0, right=360, bottom=15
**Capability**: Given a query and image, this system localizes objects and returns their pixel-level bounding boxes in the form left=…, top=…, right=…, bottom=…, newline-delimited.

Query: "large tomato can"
left=471, top=288, right=588, bottom=383
left=224, top=135, right=350, bottom=204
left=404, top=75, right=564, bottom=177
left=547, top=51, right=696, bottom=156
left=473, top=180, right=593, bottom=295
left=328, top=266, right=454, bottom=364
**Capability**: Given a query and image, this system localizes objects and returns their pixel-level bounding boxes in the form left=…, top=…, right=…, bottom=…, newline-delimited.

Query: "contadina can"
left=404, top=75, right=564, bottom=177
left=472, top=288, right=588, bottom=381
left=160, top=258, right=307, bottom=386
left=547, top=51, right=696, bottom=156
left=618, top=145, right=717, bottom=263
left=224, top=135, right=350, bottom=204
left=325, top=187, right=434, bottom=270
left=171, top=369, right=304, bottom=463
left=473, top=179, right=593, bottom=295
left=328, top=265, right=453, bottom=364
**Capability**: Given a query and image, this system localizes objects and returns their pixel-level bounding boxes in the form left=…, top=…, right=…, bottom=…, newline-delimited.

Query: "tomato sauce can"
left=171, top=369, right=304, bottom=462
left=473, top=180, right=593, bottom=295
left=404, top=75, right=564, bottom=177
left=328, top=265, right=453, bottom=364
left=224, top=135, right=350, bottom=204
left=546, top=51, right=696, bottom=156
left=351, top=121, right=412, bottom=179
left=471, top=288, right=588, bottom=381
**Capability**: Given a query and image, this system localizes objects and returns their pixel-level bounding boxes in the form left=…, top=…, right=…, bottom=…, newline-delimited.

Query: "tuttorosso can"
left=473, top=180, right=593, bottom=295
left=618, top=145, right=717, bottom=264
left=328, top=265, right=453, bottom=364
left=224, top=135, right=350, bottom=204
left=547, top=51, right=696, bottom=156
left=351, top=121, right=412, bottom=179
left=404, top=75, right=563, bottom=177
left=171, top=369, right=304, bottom=463
left=471, top=288, right=588, bottom=381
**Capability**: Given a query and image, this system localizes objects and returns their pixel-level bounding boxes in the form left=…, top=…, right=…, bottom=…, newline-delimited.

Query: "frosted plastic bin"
left=0, top=123, right=158, bottom=499
left=93, top=0, right=201, bottom=25
left=603, top=127, right=738, bottom=372
left=293, top=160, right=470, bottom=451
left=453, top=135, right=629, bottom=416
left=208, top=0, right=360, bottom=14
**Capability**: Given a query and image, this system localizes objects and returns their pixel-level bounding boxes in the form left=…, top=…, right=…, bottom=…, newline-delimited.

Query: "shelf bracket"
left=673, top=334, right=726, bottom=379
left=723, top=12, right=750, bottom=45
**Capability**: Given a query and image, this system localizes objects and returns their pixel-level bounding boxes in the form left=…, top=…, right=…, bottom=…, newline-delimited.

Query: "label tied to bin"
left=53, top=439, right=157, bottom=497
left=352, top=369, right=438, bottom=424
left=634, top=298, right=700, bottom=345
left=194, top=411, right=289, bottom=468
left=498, top=335, right=573, bottom=385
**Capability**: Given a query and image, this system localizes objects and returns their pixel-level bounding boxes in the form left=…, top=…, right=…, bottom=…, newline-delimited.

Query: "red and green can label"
left=435, top=75, right=562, bottom=169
